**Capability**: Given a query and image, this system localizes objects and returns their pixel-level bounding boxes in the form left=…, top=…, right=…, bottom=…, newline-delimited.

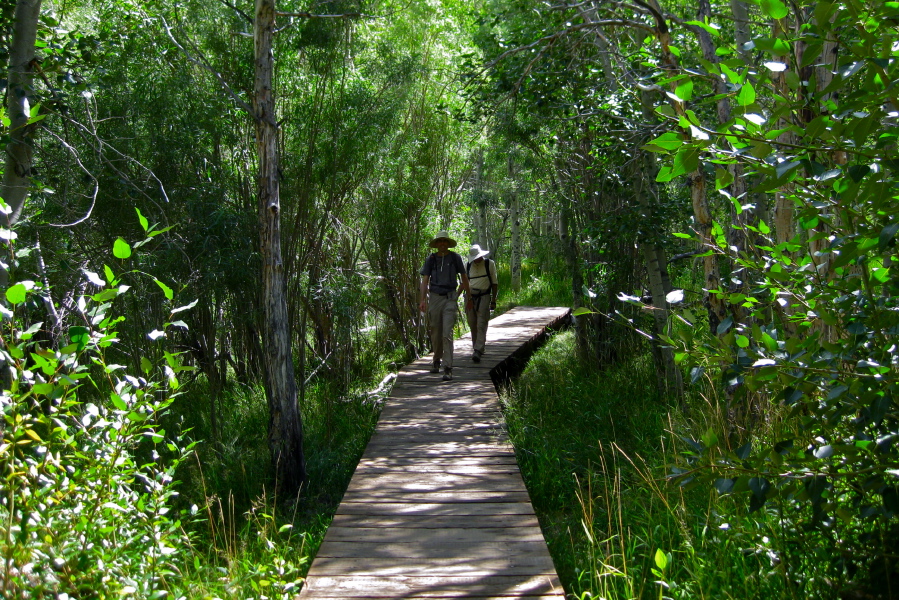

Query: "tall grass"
left=494, top=260, right=573, bottom=311
left=501, top=330, right=804, bottom=599
left=165, top=339, right=394, bottom=598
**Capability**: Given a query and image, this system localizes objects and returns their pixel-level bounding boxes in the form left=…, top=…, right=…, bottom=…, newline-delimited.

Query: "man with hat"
left=464, top=244, right=498, bottom=363
left=419, top=231, right=472, bottom=381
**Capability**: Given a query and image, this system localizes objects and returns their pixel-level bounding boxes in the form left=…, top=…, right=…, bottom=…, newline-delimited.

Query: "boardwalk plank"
left=322, top=526, right=548, bottom=543
left=330, top=513, right=541, bottom=528
left=334, top=501, right=537, bottom=516
left=345, top=471, right=528, bottom=488
left=299, top=575, right=564, bottom=598
left=338, top=490, right=532, bottom=503
left=315, top=540, right=561, bottom=560
left=307, top=555, right=555, bottom=576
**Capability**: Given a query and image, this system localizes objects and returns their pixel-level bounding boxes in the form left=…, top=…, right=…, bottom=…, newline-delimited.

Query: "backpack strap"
left=466, top=258, right=493, bottom=298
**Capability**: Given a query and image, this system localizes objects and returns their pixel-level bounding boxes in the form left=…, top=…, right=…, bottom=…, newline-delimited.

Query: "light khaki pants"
left=465, top=292, right=491, bottom=354
left=428, top=290, right=458, bottom=369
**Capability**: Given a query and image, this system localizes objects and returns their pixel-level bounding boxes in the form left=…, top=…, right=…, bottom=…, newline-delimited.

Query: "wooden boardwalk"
left=299, top=306, right=572, bottom=599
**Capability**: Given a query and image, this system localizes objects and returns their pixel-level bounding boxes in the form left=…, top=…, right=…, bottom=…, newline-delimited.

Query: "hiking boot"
left=471, top=352, right=480, bottom=363
left=429, top=362, right=440, bottom=374
left=442, top=367, right=453, bottom=381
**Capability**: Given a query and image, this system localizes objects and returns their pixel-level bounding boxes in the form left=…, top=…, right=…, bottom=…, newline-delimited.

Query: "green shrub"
left=1, top=222, right=194, bottom=598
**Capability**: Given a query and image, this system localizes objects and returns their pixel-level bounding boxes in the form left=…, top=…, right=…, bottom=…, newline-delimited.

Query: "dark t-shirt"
left=420, top=251, right=465, bottom=294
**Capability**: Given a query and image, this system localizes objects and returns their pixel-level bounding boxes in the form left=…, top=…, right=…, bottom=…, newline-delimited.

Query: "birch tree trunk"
left=473, top=149, right=488, bottom=247
left=254, top=0, right=306, bottom=496
left=645, top=0, right=727, bottom=334
left=552, top=169, right=588, bottom=360
left=771, top=17, right=797, bottom=247
left=731, top=0, right=752, bottom=63
left=509, top=154, right=521, bottom=291
left=1, top=0, right=43, bottom=289
left=510, top=188, right=521, bottom=292
left=696, top=0, right=750, bottom=255
left=638, top=90, right=683, bottom=401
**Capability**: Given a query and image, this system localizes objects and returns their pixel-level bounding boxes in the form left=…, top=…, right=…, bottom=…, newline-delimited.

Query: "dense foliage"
left=1, top=0, right=897, bottom=597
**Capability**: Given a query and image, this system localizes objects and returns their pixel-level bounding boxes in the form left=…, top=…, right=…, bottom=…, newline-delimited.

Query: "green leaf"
left=674, top=145, right=700, bottom=175
left=20, top=321, right=43, bottom=340
left=715, top=478, right=735, bottom=494
left=715, top=168, right=734, bottom=190
left=759, top=0, right=789, bottom=19
left=572, top=307, right=594, bottom=316
left=6, top=283, right=27, bottom=305
left=702, top=427, right=719, bottom=448
left=155, top=279, right=174, bottom=300
left=685, top=20, right=720, bottom=37
left=654, top=548, right=669, bottom=571
left=656, top=165, right=676, bottom=183
left=32, top=382, right=56, bottom=396
left=69, top=326, right=90, bottom=351
left=720, top=63, right=742, bottom=85
left=775, top=161, right=801, bottom=178
left=879, top=222, right=899, bottom=249
left=737, top=83, right=756, bottom=106
left=675, top=79, right=694, bottom=102
left=717, top=316, right=733, bottom=335
left=751, top=37, right=791, bottom=57
left=141, top=356, right=153, bottom=374
left=135, top=207, right=149, bottom=232
left=104, top=265, right=116, bottom=284
left=113, top=238, right=132, bottom=259
left=655, top=104, right=676, bottom=119
left=111, top=393, right=128, bottom=411
left=643, top=131, right=683, bottom=153
left=673, top=232, right=693, bottom=239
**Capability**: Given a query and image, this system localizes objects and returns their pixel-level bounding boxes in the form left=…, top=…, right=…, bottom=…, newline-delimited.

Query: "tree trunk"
left=696, top=0, right=751, bottom=262
left=1, top=0, right=43, bottom=288
left=473, top=149, right=487, bottom=247
left=731, top=0, right=752, bottom=64
left=637, top=90, right=684, bottom=402
left=553, top=170, right=587, bottom=359
left=771, top=18, right=797, bottom=247
left=510, top=191, right=521, bottom=292
left=646, top=0, right=727, bottom=334
left=509, top=155, right=521, bottom=292
left=254, top=0, right=305, bottom=497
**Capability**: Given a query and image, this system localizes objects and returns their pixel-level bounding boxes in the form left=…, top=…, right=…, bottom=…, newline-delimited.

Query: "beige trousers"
left=465, top=292, right=491, bottom=354
left=428, top=290, right=459, bottom=369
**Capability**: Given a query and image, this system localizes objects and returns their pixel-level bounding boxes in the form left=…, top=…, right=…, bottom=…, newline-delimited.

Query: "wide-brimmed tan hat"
left=468, top=244, right=490, bottom=261
left=429, top=230, right=457, bottom=248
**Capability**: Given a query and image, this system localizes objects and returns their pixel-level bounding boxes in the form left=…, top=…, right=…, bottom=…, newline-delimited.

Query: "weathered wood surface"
left=299, top=306, right=571, bottom=599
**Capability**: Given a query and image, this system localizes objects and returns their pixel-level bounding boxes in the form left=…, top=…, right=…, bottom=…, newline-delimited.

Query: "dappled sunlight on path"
left=299, top=307, right=571, bottom=599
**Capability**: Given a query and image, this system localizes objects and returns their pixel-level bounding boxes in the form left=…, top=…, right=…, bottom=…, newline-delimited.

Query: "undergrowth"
left=500, top=330, right=829, bottom=599
left=165, top=340, right=395, bottom=597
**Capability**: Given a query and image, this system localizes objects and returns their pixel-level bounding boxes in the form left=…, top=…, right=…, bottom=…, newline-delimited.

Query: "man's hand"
left=419, top=299, right=427, bottom=313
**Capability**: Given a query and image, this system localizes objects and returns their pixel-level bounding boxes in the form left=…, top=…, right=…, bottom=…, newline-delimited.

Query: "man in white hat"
left=464, top=244, right=498, bottom=363
left=419, top=231, right=472, bottom=381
